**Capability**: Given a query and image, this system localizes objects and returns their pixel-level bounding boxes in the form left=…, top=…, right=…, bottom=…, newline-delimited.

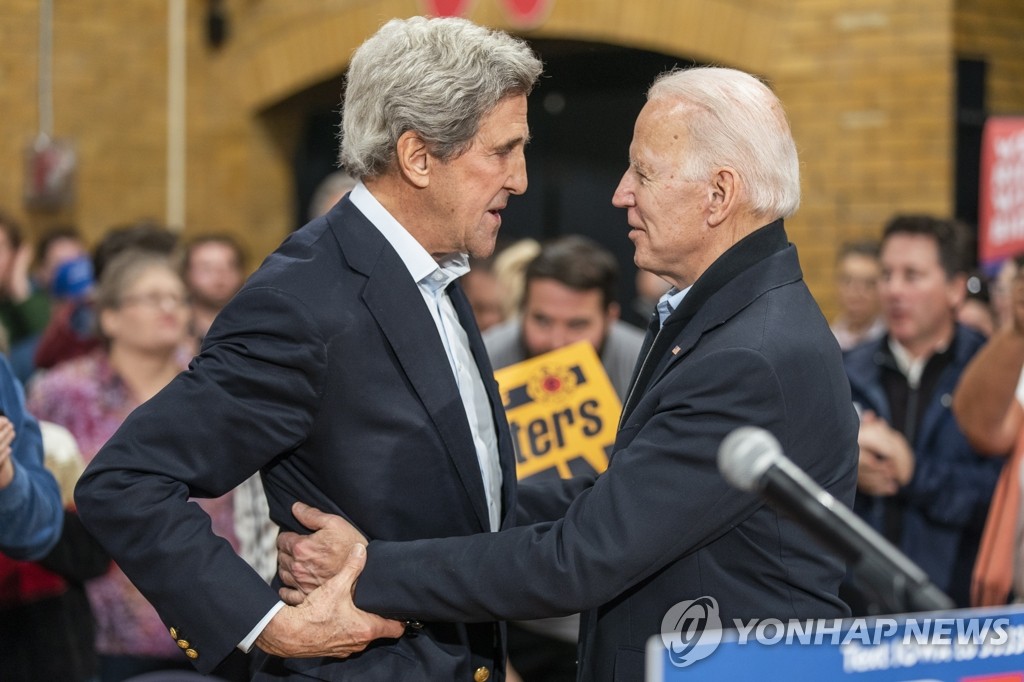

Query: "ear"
left=947, top=272, right=968, bottom=310
left=395, top=131, right=431, bottom=189
left=606, top=301, right=621, bottom=322
left=706, top=167, right=739, bottom=228
left=98, top=307, right=118, bottom=340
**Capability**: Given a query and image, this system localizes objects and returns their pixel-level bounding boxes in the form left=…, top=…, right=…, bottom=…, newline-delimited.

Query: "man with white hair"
left=76, top=16, right=541, bottom=681
left=278, top=66, right=860, bottom=681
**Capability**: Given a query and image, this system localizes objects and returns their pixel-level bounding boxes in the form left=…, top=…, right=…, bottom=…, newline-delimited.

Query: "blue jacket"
left=843, top=326, right=1003, bottom=606
left=0, top=354, right=62, bottom=560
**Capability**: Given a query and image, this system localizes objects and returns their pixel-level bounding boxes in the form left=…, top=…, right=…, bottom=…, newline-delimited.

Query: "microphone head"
left=718, top=426, right=783, bottom=492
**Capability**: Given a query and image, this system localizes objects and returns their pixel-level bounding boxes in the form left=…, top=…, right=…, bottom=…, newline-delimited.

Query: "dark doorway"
left=955, top=58, right=986, bottom=247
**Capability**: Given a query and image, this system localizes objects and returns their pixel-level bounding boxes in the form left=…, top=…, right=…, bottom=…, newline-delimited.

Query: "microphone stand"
left=759, top=477, right=955, bottom=614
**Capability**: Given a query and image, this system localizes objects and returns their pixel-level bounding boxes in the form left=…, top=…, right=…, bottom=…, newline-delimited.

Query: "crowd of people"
left=0, top=13, right=1021, bottom=682
left=0, top=214, right=257, bottom=681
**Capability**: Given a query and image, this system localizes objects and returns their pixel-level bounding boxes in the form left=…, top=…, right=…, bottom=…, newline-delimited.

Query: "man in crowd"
left=182, top=234, right=247, bottom=347
left=308, top=171, right=358, bottom=222
left=485, top=234, right=644, bottom=400
left=277, top=66, right=860, bottom=682
left=830, top=240, right=885, bottom=351
left=76, top=16, right=542, bottom=681
left=843, top=215, right=1003, bottom=610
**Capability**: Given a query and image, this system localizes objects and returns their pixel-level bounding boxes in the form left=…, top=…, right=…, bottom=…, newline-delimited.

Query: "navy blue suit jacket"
left=75, top=196, right=518, bottom=680
left=354, top=221, right=860, bottom=682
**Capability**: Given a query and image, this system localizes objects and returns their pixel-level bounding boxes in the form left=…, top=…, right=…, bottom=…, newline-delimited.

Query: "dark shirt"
left=877, top=340, right=954, bottom=543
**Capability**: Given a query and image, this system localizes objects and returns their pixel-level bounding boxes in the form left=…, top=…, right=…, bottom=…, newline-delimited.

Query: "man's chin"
left=633, top=252, right=653, bottom=272
left=468, top=237, right=499, bottom=260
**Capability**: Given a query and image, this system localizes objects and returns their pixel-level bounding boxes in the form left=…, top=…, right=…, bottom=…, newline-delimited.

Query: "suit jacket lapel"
left=333, top=200, right=493, bottom=532
left=619, top=313, right=662, bottom=425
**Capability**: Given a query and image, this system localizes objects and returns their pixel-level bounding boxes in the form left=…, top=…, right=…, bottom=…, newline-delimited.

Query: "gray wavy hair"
left=648, top=67, right=801, bottom=220
left=339, top=16, right=542, bottom=179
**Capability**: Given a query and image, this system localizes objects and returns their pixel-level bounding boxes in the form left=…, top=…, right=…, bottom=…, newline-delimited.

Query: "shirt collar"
left=887, top=336, right=951, bottom=390
left=657, top=285, right=691, bottom=327
left=348, top=181, right=469, bottom=292
left=426, top=253, right=470, bottom=295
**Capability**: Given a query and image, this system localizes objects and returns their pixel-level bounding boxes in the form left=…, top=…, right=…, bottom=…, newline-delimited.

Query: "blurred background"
left=1, top=0, right=1022, bottom=319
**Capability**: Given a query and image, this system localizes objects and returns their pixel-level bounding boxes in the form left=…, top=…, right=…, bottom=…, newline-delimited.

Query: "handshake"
left=256, top=502, right=405, bottom=659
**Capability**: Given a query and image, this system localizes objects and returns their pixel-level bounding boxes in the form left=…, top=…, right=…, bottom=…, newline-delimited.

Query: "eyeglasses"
left=118, top=292, right=189, bottom=310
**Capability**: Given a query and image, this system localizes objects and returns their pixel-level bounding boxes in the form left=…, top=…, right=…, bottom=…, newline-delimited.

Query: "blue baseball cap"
left=51, top=256, right=94, bottom=298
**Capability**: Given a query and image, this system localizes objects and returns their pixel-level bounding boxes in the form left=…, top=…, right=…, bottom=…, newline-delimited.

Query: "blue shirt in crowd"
left=0, top=354, right=62, bottom=560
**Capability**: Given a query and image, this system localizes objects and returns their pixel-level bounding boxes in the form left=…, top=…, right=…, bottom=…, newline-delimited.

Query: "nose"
left=612, top=172, right=633, bottom=208
left=548, top=326, right=573, bottom=350
left=879, top=276, right=902, bottom=300
left=507, top=147, right=528, bottom=196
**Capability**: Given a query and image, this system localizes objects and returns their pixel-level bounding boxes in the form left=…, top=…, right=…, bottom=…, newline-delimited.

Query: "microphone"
left=718, top=426, right=954, bottom=614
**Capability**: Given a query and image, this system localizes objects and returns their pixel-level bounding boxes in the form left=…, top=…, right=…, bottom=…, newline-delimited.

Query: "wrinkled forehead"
left=631, top=98, right=695, bottom=157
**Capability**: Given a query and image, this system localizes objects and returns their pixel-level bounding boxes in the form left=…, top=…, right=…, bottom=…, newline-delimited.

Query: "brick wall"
left=2, top=1, right=171, bottom=241
left=777, top=0, right=957, bottom=313
left=956, top=0, right=1024, bottom=117
left=1, top=0, right=1021, bottom=318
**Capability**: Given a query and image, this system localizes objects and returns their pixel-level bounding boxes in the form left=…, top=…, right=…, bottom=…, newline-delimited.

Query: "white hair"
left=340, top=16, right=542, bottom=179
left=648, top=67, right=801, bottom=220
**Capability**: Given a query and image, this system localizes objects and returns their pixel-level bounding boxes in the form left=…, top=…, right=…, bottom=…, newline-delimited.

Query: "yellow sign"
left=493, top=340, right=622, bottom=481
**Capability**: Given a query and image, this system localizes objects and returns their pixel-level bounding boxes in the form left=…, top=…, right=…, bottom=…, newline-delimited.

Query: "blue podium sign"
left=647, top=604, right=1024, bottom=681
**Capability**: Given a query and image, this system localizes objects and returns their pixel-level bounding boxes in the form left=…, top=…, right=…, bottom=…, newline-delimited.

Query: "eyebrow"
left=630, top=157, right=651, bottom=175
left=496, top=133, right=531, bottom=153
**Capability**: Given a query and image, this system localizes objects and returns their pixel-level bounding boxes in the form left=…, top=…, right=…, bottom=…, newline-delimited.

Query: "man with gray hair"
left=76, top=16, right=541, bottom=681
left=277, top=66, right=860, bottom=682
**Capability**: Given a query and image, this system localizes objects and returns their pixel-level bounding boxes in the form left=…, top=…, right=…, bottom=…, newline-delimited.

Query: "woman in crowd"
left=28, top=249, right=239, bottom=682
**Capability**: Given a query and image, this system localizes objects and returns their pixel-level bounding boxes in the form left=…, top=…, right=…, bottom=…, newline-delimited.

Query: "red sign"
left=419, top=0, right=474, bottom=17
left=979, top=117, right=1024, bottom=264
left=418, top=0, right=553, bottom=26
left=500, top=0, right=552, bottom=28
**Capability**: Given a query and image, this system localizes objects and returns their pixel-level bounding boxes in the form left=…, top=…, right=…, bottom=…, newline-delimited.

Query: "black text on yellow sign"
left=493, top=341, right=621, bottom=481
